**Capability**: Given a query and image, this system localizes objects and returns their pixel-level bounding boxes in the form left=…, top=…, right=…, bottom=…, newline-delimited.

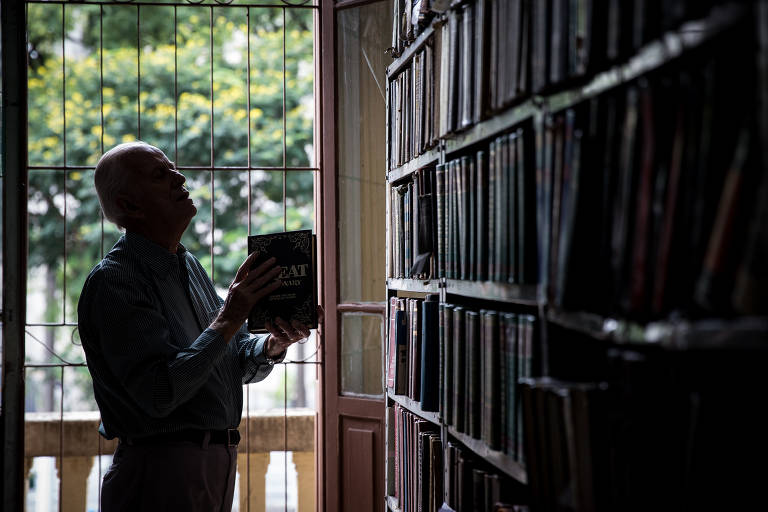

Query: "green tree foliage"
left=26, top=4, right=315, bottom=383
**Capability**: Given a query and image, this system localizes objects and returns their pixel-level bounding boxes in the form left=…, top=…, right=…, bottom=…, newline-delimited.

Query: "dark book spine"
left=486, top=311, right=501, bottom=450
left=466, top=310, right=481, bottom=438
left=508, top=132, right=518, bottom=284
left=612, top=86, right=639, bottom=312
left=411, top=299, right=422, bottom=401
left=387, top=296, right=398, bottom=390
left=476, top=150, right=489, bottom=281
left=508, top=0, right=522, bottom=103
left=460, top=3, right=474, bottom=129
left=548, top=115, right=565, bottom=302
left=518, top=127, right=538, bottom=284
left=395, top=300, right=408, bottom=395
left=518, top=315, right=535, bottom=461
left=420, top=295, right=440, bottom=412
left=556, top=110, right=581, bottom=308
left=494, top=134, right=507, bottom=281
left=628, top=83, right=655, bottom=317
left=452, top=306, right=466, bottom=432
left=437, top=167, right=447, bottom=280
left=504, top=313, right=519, bottom=458
left=474, top=0, right=489, bottom=122
left=446, top=160, right=454, bottom=279
left=468, top=156, right=476, bottom=281
left=488, top=141, right=497, bottom=281
left=442, top=304, right=454, bottom=426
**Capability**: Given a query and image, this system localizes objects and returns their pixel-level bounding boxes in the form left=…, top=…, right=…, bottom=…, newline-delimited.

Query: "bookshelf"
left=383, top=1, right=768, bottom=511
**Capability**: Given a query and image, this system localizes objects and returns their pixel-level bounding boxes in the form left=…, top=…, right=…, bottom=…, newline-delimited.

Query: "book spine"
left=395, top=299, right=409, bottom=395
left=420, top=295, right=440, bottom=412
left=466, top=310, right=481, bottom=438
left=467, top=156, right=476, bottom=281
left=508, top=132, right=518, bottom=284
left=437, top=171, right=447, bottom=280
left=476, top=150, right=489, bottom=281
left=387, top=296, right=398, bottom=390
left=452, top=306, right=466, bottom=432
left=442, top=304, right=454, bottom=426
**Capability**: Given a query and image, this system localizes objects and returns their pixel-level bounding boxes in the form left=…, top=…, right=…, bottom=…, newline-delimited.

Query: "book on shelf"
left=420, top=294, right=441, bottom=412
left=246, top=230, right=317, bottom=333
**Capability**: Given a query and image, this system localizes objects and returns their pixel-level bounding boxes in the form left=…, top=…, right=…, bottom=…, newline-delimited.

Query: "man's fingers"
left=242, top=264, right=282, bottom=288
left=250, top=278, right=282, bottom=303
left=235, top=254, right=276, bottom=283
left=290, top=319, right=311, bottom=339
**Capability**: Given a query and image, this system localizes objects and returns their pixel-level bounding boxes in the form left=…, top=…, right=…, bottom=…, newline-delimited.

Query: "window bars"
left=23, top=1, right=320, bottom=510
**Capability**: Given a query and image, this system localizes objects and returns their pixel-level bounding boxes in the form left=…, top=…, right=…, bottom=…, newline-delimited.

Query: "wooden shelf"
left=545, top=2, right=747, bottom=113
left=388, top=147, right=441, bottom=183
left=387, top=278, right=441, bottom=294
left=445, top=280, right=540, bottom=305
left=446, top=427, right=527, bottom=485
left=547, top=310, right=768, bottom=350
left=444, top=99, right=538, bottom=155
left=387, top=390, right=441, bottom=426
left=387, top=20, right=439, bottom=77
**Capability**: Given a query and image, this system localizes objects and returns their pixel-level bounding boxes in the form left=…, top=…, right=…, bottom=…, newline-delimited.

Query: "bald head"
left=94, top=141, right=166, bottom=228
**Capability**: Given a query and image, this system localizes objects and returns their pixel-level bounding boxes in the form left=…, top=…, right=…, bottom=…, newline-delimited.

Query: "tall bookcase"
left=383, top=1, right=768, bottom=511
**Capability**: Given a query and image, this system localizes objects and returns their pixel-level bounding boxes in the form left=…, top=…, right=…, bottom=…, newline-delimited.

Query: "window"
left=23, top=1, right=319, bottom=510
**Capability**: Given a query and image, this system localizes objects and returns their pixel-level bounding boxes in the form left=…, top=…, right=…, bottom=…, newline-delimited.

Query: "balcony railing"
left=25, top=409, right=316, bottom=512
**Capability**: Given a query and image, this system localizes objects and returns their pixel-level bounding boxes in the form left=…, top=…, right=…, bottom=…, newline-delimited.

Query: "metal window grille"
left=22, top=1, right=320, bottom=510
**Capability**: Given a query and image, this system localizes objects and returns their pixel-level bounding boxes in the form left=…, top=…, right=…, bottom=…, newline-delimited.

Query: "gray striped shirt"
left=78, top=232, right=275, bottom=440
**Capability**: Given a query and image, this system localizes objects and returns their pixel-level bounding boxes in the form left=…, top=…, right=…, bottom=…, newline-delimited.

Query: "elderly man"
left=78, top=141, right=315, bottom=511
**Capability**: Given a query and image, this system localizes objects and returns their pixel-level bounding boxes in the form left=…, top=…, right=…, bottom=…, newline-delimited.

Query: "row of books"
left=389, top=167, right=438, bottom=280
left=390, top=404, right=442, bottom=512
left=438, top=127, right=538, bottom=283
left=522, top=341, right=768, bottom=511
left=389, top=0, right=729, bottom=172
left=388, top=121, right=539, bottom=283
left=538, top=17, right=762, bottom=319
left=444, top=441, right=525, bottom=512
left=441, top=305, right=537, bottom=461
left=386, top=295, right=440, bottom=407
left=389, top=47, right=440, bottom=170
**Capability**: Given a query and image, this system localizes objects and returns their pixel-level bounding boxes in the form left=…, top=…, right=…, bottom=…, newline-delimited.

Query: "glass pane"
left=138, top=5, right=177, bottom=154
left=180, top=169, right=214, bottom=276
left=340, top=313, right=384, bottom=396
left=286, top=8, right=315, bottom=168
left=286, top=170, right=315, bottom=231
left=213, top=7, right=249, bottom=167
left=102, top=5, right=139, bottom=147
left=28, top=3, right=65, bottom=167
left=28, top=170, right=65, bottom=325
left=337, top=3, right=392, bottom=303
left=212, top=170, right=249, bottom=290
left=66, top=170, right=103, bottom=324
left=65, top=4, right=102, bottom=168
left=176, top=6, right=212, bottom=167
left=249, top=7, right=284, bottom=168
left=249, top=170, right=285, bottom=235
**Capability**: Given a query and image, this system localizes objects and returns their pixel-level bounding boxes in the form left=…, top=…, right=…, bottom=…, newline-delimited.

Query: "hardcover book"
left=247, top=230, right=318, bottom=333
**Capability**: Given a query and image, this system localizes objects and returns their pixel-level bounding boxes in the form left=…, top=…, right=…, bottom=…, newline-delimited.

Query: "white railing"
left=24, top=409, right=316, bottom=512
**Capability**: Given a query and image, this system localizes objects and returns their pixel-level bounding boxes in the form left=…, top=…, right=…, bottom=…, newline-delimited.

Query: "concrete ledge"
left=24, top=408, right=315, bottom=457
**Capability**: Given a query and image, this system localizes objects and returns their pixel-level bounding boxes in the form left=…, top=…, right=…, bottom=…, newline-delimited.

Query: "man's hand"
left=264, top=306, right=325, bottom=358
left=211, top=253, right=282, bottom=342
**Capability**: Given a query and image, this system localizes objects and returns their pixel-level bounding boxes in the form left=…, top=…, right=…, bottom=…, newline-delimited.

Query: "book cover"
left=247, top=230, right=317, bottom=333
left=466, top=310, right=481, bottom=438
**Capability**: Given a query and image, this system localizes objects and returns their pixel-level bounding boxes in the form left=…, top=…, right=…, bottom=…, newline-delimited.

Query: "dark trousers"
left=101, top=439, right=237, bottom=512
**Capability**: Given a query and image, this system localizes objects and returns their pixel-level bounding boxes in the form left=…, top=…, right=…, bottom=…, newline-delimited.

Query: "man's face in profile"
left=123, top=145, right=197, bottom=233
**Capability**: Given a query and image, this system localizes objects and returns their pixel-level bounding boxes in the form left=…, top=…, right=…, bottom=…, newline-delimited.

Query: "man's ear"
left=115, top=194, right=144, bottom=219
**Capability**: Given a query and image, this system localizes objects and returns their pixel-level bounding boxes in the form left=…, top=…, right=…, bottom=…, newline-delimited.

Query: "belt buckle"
left=226, top=428, right=240, bottom=447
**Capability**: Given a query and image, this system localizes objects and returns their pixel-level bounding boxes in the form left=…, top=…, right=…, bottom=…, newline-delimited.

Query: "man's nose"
left=172, top=170, right=186, bottom=185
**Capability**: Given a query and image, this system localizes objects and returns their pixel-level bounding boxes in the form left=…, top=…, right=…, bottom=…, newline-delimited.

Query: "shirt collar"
left=125, top=231, right=188, bottom=276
